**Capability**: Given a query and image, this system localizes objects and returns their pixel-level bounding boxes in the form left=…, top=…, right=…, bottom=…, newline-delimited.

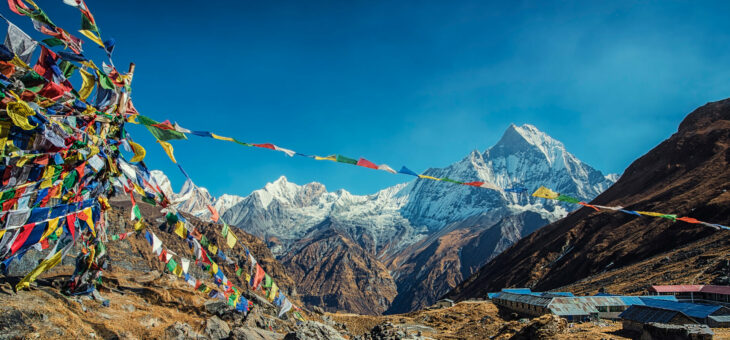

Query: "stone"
left=164, top=322, right=205, bottom=340
left=205, top=299, right=235, bottom=316
left=283, top=321, right=345, bottom=340
left=509, top=314, right=567, bottom=340
left=205, top=316, right=231, bottom=340
left=231, top=326, right=285, bottom=340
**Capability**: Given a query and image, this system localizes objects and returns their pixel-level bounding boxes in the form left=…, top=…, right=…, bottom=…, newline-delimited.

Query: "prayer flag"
left=207, top=204, right=219, bottom=222
left=532, top=186, right=559, bottom=200
left=357, top=158, right=378, bottom=169
left=226, top=231, right=237, bottom=249
left=157, top=141, right=177, bottom=163
left=129, top=141, right=146, bottom=163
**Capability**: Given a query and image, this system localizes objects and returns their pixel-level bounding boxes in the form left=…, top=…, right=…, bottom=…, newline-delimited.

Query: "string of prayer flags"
left=531, top=186, right=729, bottom=231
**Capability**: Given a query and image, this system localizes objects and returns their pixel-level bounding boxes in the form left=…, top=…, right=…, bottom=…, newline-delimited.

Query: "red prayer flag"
left=677, top=217, right=701, bottom=224
left=252, top=264, right=265, bottom=290
left=253, top=143, right=276, bottom=150
left=10, top=223, right=35, bottom=255
left=207, top=204, right=219, bottom=222
left=578, top=202, right=600, bottom=212
left=66, top=214, right=76, bottom=240
left=356, top=158, right=378, bottom=169
left=463, top=181, right=484, bottom=187
left=7, top=0, right=30, bottom=15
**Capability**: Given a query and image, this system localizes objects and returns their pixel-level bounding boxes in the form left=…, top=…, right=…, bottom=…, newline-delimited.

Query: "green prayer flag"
left=661, top=214, right=677, bottom=221
left=111, top=234, right=119, bottom=241
left=132, top=204, right=142, bottom=220
left=166, top=212, right=178, bottom=225
left=262, top=274, right=272, bottom=289
left=556, top=194, right=580, bottom=204
left=59, top=61, right=78, bottom=79
left=228, top=294, right=237, bottom=306
left=0, top=189, right=15, bottom=202
left=236, top=267, right=243, bottom=277
left=336, top=155, right=357, bottom=165
left=222, top=223, right=229, bottom=238
left=63, top=170, right=79, bottom=190
left=137, top=115, right=187, bottom=141
left=96, top=70, right=115, bottom=90
left=441, top=178, right=463, bottom=184
left=200, top=235, right=209, bottom=247
left=42, top=38, right=66, bottom=47
left=81, top=13, right=98, bottom=32
left=166, top=258, right=178, bottom=273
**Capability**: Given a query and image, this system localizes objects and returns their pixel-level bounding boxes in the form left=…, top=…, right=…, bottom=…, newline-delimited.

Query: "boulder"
left=283, top=321, right=345, bottom=340
left=231, top=326, right=285, bottom=340
left=509, top=314, right=567, bottom=340
left=205, top=299, right=235, bottom=316
left=205, top=316, right=232, bottom=340
left=164, top=322, right=205, bottom=340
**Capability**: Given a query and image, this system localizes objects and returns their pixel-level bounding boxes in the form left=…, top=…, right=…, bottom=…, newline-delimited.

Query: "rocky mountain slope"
left=447, top=98, right=730, bottom=302
left=154, top=124, right=617, bottom=313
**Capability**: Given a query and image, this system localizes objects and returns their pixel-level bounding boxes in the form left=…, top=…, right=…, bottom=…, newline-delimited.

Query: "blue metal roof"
left=639, top=298, right=724, bottom=319
left=501, top=288, right=532, bottom=294
left=487, top=292, right=501, bottom=299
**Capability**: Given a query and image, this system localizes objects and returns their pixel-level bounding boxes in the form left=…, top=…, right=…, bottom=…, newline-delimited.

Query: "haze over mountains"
left=150, top=123, right=617, bottom=314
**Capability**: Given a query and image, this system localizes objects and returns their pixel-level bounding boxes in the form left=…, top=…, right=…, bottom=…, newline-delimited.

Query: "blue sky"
left=10, top=1, right=730, bottom=197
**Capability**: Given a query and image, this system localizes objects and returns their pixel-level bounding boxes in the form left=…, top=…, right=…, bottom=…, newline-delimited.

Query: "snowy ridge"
left=152, top=123, right=618, bottom=257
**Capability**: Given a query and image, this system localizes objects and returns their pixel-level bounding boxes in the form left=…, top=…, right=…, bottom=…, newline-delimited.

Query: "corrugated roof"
left=548, top=297, right=598, bottom=316
left=618, top=295, right=678, bottom=305
left=575, top=296, right=626, bottom=306
left=494, top=292, right=552, bottom=307
left=501, top=288, right=532, bottom=294
left=640, top=298, right=724, bottom=319
left=709, top=315, right=730, bottom=323
left=487, top=292, right=501, bottom=299
left=619, top=305, right=693, bottom=324
left=650, top=285, right=704, bottom=293
left=700, top=285, right=730, bottom=295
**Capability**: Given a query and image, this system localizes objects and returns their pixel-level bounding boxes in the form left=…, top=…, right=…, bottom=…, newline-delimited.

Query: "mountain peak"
left=488, top=123, right=565, bottom=162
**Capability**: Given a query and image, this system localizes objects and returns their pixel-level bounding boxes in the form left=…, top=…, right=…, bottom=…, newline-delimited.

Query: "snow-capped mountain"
left=151, top=123, right=619, bottom=313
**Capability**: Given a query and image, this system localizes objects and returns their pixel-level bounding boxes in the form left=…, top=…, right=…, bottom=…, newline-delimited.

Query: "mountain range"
left=446, top=98, right=730, bottom=302
left=150, top=123, right=617, bottom=314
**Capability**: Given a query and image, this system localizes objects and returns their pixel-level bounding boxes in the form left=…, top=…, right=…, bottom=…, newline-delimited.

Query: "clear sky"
left=10, top=1, right=730, bottom=197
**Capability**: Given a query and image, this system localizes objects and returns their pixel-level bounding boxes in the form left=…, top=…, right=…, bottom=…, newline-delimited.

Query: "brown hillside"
left=447, top=98, right=730, bottom=301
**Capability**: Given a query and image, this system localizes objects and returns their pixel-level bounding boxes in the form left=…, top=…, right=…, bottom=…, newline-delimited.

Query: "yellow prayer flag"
left=6, top=101, right=37, bottom=130
left=134, top=219, right=146, bottom=231
left=78, top=29, right=105, bottom=47
left=40, top=218, right=60, bottom=241
left=208, top=244, right=218, bottom=255
left=0, top=230, right=5, bottom=240
left=78, top=68, right=96, bottom=101
left=635, top=211, right=665, bottom=217
left=16, top=247, right=65, bottom=291
left=267, top=282, right=279, bottom=302
left=129, top=141, right=146, bottom=163
left=174, top=221, right=187, bottom=238
left=314, top=155, right=337, bottom=161
left=226, top=231, right=237, bottom=249
left=9, top=55, right=29, bottom=69
left=40, top=167, right=56, bottom=189
left=157, top=141, right=177, bottom=163
left=211, top=133, right=235, bottom=142
left=133, top=183, right=145, bottom=197
left=82, top=207, right=95, bottom=237
left=418, top=175, right=440, bottom=180
left=532, top=186, right=560, bottom=200
left=174, top=264, right=183, bottom=277
left=210, top=262, right=218, bottom=274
